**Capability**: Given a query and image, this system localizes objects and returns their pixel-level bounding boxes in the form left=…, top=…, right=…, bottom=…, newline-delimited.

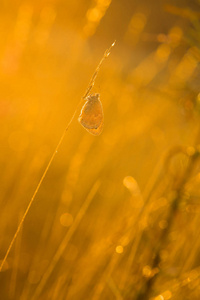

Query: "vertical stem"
left=0, top=41, right=115, bottom=273
left=136, top=147, right=200, bottom=300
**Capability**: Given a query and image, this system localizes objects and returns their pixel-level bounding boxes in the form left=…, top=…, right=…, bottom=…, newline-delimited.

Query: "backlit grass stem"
left=0, top=41, right=115, bottom=273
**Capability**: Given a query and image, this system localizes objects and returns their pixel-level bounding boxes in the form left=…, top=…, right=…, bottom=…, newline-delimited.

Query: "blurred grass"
left=0, top=0, right=200, bottom=299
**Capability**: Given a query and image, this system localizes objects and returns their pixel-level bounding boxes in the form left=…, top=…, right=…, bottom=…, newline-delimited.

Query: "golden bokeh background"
left=1, top=0, right=200, bottom=299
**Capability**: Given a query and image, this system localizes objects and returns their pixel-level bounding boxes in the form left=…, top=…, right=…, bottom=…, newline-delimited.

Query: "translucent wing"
left=78, top=94, right=104, bottom=136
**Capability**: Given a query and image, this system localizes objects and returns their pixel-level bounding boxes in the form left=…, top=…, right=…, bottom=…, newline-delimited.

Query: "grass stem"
left=0, top=41, right=115, bottom=273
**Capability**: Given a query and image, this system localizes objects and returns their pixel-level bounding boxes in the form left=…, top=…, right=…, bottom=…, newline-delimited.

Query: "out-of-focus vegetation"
left=0, top=0, right=200, bottom=299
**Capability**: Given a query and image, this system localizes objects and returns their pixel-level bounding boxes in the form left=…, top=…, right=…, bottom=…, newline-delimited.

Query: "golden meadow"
left=0, top=1, right=200, bottom=299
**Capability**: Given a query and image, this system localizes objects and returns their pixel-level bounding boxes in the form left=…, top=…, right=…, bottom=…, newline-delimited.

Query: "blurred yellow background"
left=0, top=0, right=200, bottom=299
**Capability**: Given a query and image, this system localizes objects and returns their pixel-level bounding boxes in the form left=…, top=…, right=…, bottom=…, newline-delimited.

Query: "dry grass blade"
left=0, top=41, right=116, bottom=273
left=31, top=180, right=100, bottom=300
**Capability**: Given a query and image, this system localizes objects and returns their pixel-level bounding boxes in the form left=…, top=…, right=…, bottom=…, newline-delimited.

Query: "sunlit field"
left=1, top=1, right=200, bottom=299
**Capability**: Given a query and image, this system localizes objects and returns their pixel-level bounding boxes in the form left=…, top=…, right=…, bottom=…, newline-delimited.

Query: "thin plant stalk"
left=31, top=180, right=100, bottom=300
left=136, top=146, right=200, bottom=300
left=0, top=41, right=116, bottom=273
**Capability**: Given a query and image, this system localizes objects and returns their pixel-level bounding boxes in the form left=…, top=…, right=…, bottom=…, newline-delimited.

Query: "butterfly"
left=78, top=93, right=104, bottom=136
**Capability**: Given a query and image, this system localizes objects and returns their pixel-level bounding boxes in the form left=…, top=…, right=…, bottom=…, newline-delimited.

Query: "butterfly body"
left=78, top=93, right=104, bottom=136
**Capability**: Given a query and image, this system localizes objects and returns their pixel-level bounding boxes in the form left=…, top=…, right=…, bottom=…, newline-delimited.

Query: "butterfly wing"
left=78, top=94, right=104, bottom=136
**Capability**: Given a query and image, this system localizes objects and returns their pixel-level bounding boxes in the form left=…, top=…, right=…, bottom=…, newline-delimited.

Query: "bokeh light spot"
left=168, top=26, right=183, bottom=47
left=87, top=8, right=103, bottom=22
left=155, top=44, right=171, bottom=63
left=116, top=245, right=123, bottom=254
left=186, top=146, right=195, bottom=156
left=162, top=290, right=172, bottom=299
left=154, top=296, right=164, bottom=300
left=143, top=265, right=152, bottom=277
left=60, top=213, right=73, bottom=227
left=123, top=176, right=140, bottom=195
